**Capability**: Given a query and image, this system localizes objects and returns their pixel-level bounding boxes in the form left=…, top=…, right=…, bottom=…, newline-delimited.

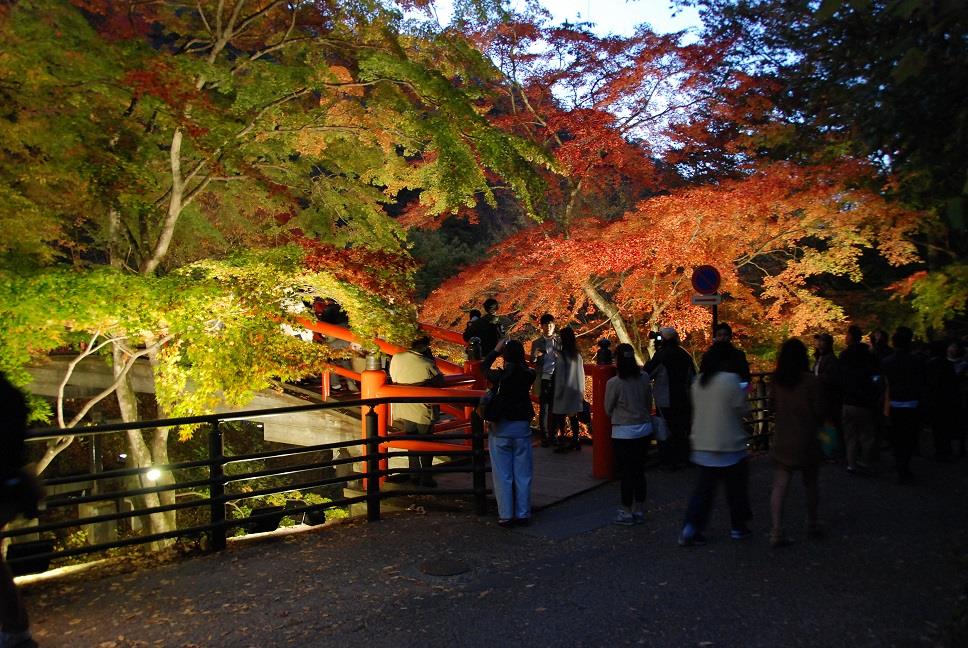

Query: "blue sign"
left=691, top=265, right=721, bottom=295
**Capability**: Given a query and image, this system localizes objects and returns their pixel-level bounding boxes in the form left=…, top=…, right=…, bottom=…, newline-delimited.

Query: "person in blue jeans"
left=482, top=338, right=536, bottom=527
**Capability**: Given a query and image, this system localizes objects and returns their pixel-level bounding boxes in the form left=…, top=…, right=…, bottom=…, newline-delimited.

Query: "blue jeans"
left=489, top=431, right=534, bottom=521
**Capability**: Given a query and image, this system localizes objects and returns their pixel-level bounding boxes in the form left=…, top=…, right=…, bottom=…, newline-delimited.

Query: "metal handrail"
left=4, top=396, right=488, bottom=571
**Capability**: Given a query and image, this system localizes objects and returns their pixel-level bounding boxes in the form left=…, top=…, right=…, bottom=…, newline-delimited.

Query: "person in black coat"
left=839, top=325, right=879, bottom=473
left=881, top=327, right=927, bottom=483
left=645, top=327, right=697, bottom=469
left=1, top=374, right=42, bottom=648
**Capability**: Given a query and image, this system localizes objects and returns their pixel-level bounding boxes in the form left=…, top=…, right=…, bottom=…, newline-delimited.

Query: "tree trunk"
left=146, top=342, right=176, bottom=532
left=582, top=280, right=645, bottom=364
left=113, top=342, right=173, bottom=549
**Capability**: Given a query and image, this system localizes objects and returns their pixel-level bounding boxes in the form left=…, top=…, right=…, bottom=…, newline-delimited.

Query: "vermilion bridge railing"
left=298, top=317, right=622, bottom=479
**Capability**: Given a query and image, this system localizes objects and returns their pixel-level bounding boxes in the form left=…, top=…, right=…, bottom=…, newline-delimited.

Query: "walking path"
left=21, top=454, right=968, bottom=647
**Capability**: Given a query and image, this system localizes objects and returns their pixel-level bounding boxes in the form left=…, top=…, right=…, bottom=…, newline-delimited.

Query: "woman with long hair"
left=678, top=341, right=751, bottom=547
left=770, top=338, right=824, bottom=547
left=551, top=326, right=585, bottom=452
left=604, top=343, right=653, bottom=525
left=482, top=338, right=537, bottom=527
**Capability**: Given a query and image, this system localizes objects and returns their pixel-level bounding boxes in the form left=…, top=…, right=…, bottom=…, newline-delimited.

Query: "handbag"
left=817, top=423, right=840, bottom=458
left=651, top=413, right=670, bottom=442
left=478, top=388, right=505, bottom=421
left=650, top=387, right=670, bottom=441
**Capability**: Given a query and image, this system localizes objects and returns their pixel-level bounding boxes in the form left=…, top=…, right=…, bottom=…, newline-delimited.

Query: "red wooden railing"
left=295, top=317, right=617, bottom=479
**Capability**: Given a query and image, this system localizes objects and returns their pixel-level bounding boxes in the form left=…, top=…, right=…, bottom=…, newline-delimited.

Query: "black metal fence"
left=746, top=372, right=774, bottom=451
left=2, top=396, right=487, bottom=574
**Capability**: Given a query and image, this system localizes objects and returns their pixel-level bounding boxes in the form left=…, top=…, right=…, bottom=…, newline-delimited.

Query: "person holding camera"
left=644, top=327, right=697, bottom=469
left=482, top=338, right=536, bottom=526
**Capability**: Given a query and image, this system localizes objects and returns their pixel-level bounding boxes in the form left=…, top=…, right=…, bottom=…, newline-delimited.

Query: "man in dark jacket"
left=710, top=323, right=751, bottom=383
left=839, top=325, right=879, bottom=474
left=645, top=327, right=697, bottom=468
left=463, top=298, right=504, bottom=357
left=881, top=326, right=927, bottom=483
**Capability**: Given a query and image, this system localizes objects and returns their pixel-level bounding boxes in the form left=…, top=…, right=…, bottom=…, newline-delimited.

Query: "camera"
left=648, top=330, right=663, bottom=342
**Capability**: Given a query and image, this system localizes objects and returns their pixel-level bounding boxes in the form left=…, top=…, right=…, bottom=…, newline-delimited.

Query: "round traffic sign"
left=691, top=265, right=721, bottom=295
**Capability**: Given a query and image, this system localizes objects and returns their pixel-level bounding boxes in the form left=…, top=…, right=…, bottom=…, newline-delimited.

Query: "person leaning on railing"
left=388, top=336, right=445, bottom=487
left=481, top=338, right=536, bottom=528
left=0, top=373, right=43, bottom=648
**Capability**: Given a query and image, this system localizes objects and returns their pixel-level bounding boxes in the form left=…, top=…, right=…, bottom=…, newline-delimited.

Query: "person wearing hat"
left=389, top=336, right=445, bottom=487
left=645, top=326, right=698, bottom=469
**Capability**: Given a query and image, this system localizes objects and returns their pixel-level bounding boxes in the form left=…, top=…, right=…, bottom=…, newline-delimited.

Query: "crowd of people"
left=463, top=300, right=967, bottom=545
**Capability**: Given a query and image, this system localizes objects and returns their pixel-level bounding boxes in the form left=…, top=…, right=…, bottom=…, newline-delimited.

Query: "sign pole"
left=691, top=265, right=723, bottom=339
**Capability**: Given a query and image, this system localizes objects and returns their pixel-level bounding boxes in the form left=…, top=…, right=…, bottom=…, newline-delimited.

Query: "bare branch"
left=65, top=336, right=174, bottom=429
left=196, top=0, right=213, bottom=35
left=233, top=0, right=285, bottom=38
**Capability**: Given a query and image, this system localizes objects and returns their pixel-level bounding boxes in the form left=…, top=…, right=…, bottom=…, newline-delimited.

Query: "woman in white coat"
left=552, top=326, right=585, bottom=452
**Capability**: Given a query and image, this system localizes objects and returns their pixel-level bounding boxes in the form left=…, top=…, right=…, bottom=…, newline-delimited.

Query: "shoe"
left=730, top=526, right=752, bottom=540
left=807, top=522, right=825, bottom=539
left=553, top=445, right=571, bottom=454
left=540, top=439, right=551, bottom=448
left=572, top=441, right=582, bottom=452
left=497, top=519, right=514, bottom=528
left=770, top=530, right=794, bottom=548
left=613, top=509, right=635, bottom=526
left=896, top=470, right=915, bottom=484
left=633, top=511, right=646, bottom=525
left=677, top=531, right=707, bottom=547
left=515, top=517, right=532, bottom=527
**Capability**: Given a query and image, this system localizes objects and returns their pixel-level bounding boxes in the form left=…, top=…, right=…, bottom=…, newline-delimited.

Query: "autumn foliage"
left=421, top=161, right=922, bottom=350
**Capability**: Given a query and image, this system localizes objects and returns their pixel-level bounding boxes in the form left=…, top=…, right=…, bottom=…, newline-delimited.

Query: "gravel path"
left=22, top=453, right=968, bottom=647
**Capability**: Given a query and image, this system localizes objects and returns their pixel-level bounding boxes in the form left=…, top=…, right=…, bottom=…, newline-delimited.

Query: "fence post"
left=361, top=360, right=389, bottom=484
left=365, top=407, right=381, bottom=522
left=208, top=420, right=226, bottom=551
left=471, top=411, right=487, bottom=515
left=589, top=363, right=616, bottom=479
